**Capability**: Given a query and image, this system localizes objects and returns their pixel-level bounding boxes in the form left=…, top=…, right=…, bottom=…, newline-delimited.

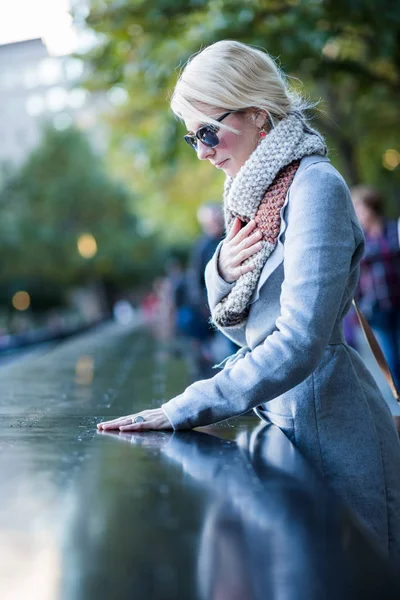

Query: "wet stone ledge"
left=0, top=322, right=399, bottom=600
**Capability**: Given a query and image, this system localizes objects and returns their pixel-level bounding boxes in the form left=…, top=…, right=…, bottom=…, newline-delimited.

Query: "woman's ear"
left=254, top=110, right=269, bottom=129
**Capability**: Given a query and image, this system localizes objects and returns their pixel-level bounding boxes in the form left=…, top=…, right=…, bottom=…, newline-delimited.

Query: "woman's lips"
left=215, top=159, right=228, bottom=168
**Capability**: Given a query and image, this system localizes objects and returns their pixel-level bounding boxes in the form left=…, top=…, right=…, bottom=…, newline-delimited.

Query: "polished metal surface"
left=0, top=322, right=399, bottom=600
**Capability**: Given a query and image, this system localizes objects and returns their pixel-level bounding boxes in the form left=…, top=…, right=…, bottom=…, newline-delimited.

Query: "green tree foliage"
left=80, top=0, right=400, bottom=235
left=0, top=126, right=164, bottom=289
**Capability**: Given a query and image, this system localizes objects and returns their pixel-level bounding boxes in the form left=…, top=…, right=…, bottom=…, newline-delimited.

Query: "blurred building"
left=0, top=37, right=107, bottom=166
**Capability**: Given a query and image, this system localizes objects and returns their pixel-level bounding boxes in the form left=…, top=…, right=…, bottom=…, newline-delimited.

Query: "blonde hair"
left=170, top=40, right=310, bottom=132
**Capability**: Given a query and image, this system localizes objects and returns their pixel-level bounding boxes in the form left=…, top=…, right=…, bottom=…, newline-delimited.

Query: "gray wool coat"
left=162, top=155, right=400, bottom=560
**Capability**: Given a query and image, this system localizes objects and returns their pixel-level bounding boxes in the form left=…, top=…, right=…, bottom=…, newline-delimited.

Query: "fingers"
left=234, top=241, right=264, bottom=266
left=119, top=420, right=153, bottom=432
left=238, top=229, right=262, bottom=251
left=226, top=219, right=259, bottom=246
left=236, top=261, right=258, bottom=278
left=225, top=216, right=242, bottom=242
left=119, top=414, right=171, bottom=432
left=232, top=219, right=257, bottom=244
left=98, top=409, right=172, bottom=432
left=240, top=263, right=257, bottom=275
left=218, top=219, right=263, bottom=283
left=97, top=415, right=134, bottom=430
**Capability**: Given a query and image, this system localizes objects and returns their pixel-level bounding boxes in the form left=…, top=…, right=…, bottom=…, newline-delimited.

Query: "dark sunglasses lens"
left=198, top=126, right=219, bottom=148
left=184, top=135, right=197, bottom=150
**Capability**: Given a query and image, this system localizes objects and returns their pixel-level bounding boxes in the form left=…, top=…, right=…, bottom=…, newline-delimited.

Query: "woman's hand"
left=97, top=408, right=173, bottom=431
left=218, top=217, right=263, bottom=283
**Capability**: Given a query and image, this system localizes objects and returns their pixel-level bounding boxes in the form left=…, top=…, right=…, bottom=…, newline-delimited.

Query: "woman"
left=98, top=41, right=400, bottom=559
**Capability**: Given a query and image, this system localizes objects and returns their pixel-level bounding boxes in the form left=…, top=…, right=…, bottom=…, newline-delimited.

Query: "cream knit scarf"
left=212, top=112, right=327, bottom=329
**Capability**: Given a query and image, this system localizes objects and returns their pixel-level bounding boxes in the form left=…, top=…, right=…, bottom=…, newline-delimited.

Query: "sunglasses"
left=184, top=111, right=234, bottom=151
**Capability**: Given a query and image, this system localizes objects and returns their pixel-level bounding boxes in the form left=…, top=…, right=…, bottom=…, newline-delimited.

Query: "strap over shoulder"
left=352, top=299, right=400, bottom=405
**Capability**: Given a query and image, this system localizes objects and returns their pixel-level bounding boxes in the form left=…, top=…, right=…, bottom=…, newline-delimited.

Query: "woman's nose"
left=197, top=141, right=215, bottom=161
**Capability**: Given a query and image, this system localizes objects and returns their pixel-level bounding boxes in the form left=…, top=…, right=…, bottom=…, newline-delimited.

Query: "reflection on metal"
left=0, top=324, right=399, bottom=599
left=12, top=290, right=30, bottom=311
left=77, top=233, right=97, bottom=259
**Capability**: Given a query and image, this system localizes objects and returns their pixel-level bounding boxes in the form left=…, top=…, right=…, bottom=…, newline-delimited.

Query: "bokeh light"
left=77, top=234, right=97, bottom=259
left=382, top=149, right=400, bottom=171
left=75, top=355, right=94, bottom=385
left=12, top=291, right=31, bottom=311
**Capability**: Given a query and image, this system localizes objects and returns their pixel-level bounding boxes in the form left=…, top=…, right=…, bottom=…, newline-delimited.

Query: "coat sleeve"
left=204, top=240, right=234, bottom=309
left=162, top=166, right=356, bottom=429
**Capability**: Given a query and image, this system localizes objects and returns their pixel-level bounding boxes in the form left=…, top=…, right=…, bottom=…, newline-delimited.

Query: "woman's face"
left=184, top=110, right=266, bottom=177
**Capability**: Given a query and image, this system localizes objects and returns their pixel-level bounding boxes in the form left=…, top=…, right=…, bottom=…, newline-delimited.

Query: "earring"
left=259, top=128, right=267, bottom=138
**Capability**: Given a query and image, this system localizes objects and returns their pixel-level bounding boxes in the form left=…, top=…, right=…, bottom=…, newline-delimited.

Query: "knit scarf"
left=212, top=112, right=327, bottom=329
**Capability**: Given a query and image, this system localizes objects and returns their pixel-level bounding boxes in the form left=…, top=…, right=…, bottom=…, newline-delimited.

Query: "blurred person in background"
left=140, top=279, right=162, bottom=326
left=165, top=257, right=191, bottom=347
left=188, top=203, right=224, bottom=319
left=185, top=203, right=236, bottom=371
left=351, top=185, right=400, bottom=389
